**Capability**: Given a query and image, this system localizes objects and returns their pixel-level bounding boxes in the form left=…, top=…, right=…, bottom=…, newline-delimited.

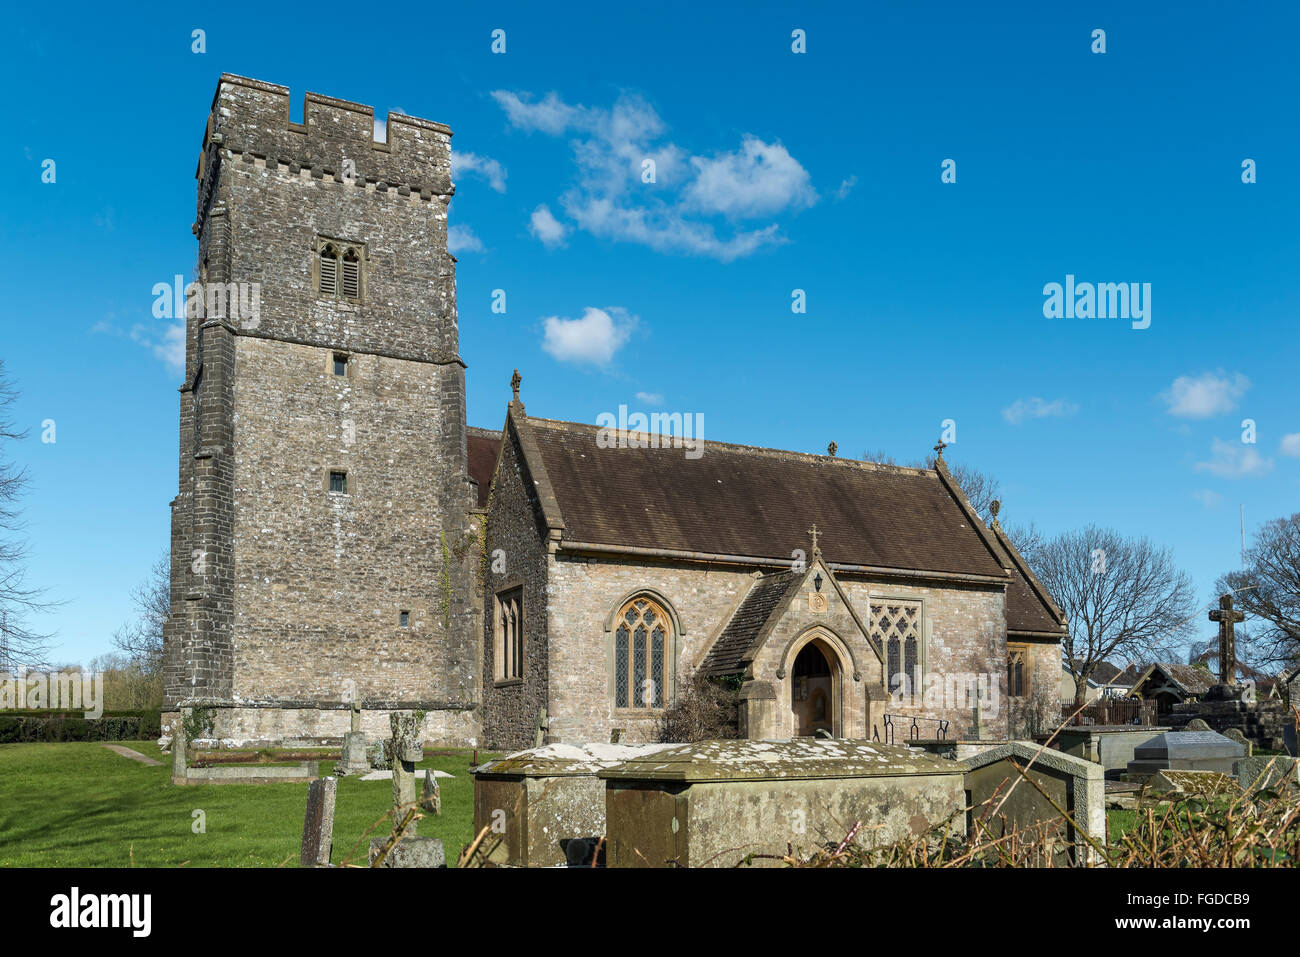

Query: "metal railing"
left=876, top=713, right=950, bottom=745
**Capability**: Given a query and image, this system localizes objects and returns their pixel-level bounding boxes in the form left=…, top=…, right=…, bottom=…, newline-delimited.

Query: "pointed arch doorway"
left=790, top=635, right=842, bottom=737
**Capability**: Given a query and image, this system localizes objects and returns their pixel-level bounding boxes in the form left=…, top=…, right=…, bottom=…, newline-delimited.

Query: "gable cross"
left=1208, top=594, right=1245, bottom=685
left=807, top=523, right=821, bottom=558
left=510, top=369, right=521, bottom=403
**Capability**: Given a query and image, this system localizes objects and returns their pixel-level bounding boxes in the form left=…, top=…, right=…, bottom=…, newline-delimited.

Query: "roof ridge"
left=524, top=414, right=935, bottom=476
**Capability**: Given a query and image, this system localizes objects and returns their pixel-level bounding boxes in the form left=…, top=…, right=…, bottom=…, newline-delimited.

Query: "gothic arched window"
left=614, top=596, right=669, bottom=709
left=319, top=243, right=339, bottom=297
left=341, top=247, right=361, bottom=300
left=871, top=601, right=922, bottom=694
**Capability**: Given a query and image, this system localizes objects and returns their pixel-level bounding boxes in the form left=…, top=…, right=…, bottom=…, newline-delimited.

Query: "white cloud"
left=451, top=150, right=507, bottom=192
left=541, top=307, right=636, bottom=365
left=492, top=89, right=815, bottom=261
left=447, top=224, right=484, bottom=254
left=127, top=321, right=185, bottom=376
left=529, top=204, right=569, bottom=248
left=635, top=391, right=664, bottom=405
left=1002, top=396, right=1080, bottom=425
left=834, top=175, right=857, bottom=200
left=491, top=90, right=587, bottom=135
left=1281, top=433, right=1300, bottom=458
left=682, top=136, right=817, bottom=218
left=1190, top=489, right=1223, bottom=508
left=373, top=107, right=407, bottom=143
left=1161, top=370, right=1250, bottom=418
left=1194, top=438, right=1274, bottom=478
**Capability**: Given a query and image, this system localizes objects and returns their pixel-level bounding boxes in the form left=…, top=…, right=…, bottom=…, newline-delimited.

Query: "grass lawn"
left=0, top=740, right=496, bottom=867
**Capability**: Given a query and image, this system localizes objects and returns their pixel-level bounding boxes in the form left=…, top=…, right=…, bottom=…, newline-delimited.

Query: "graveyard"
left=0, top=739, right=492, bottom=868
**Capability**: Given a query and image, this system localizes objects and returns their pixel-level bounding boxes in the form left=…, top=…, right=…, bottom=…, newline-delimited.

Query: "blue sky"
left=2, top=1, right=1298, bottom=665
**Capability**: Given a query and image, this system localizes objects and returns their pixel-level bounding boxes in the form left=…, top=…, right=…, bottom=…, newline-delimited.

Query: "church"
left=161, top=75, right=1065, bottom=749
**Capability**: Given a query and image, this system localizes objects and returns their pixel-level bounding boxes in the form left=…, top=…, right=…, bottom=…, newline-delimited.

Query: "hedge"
left=0, top=709, right=162, bottom=743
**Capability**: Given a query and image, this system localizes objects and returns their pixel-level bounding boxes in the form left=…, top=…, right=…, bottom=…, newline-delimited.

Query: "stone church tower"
left=162, top=75, right=481, bottom=744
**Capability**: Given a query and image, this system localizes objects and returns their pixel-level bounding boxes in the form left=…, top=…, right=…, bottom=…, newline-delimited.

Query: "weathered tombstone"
left=368, top=712, right=444, bottom=867
left=600, top=739, right=967, bottom=868
left=1235, top=755, right=1300, bottom=791
left=960, top=741, right=1105, bottom=866
left=1185, top=718, right=1211, bottom=732
left=170, top=710, right=188, bottom=784
left=1149, top=769, right=1239, bottom=799
left=335, top=688, right=370, bottom=776
left=1124, top=730, right=1245, bottom=781
left=1222, top=727, right=1253, bottom=756
left=534, top=706, right=548, bottom=748
left=300, top=776, right=337, bottom=867
left=421, top=769, right=441, bottom=816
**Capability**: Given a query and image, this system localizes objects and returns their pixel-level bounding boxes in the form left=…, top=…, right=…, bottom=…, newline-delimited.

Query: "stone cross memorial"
left=1209, top=595, right=1245, bottom=685
left=368, top=713, right=445, bottom=867
left=335, top=684, right=370, bottom=776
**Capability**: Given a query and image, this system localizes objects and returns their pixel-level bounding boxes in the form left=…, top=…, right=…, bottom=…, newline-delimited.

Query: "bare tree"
left=112, top=551, right=170, bottom=679
left=861, top=451, right=1002, bottom=522
left=1215, top=513, right=1300, bottom=671
left=1032, top=525, right=1197, bottom=704
left=0, top=360, right=52, bottom=671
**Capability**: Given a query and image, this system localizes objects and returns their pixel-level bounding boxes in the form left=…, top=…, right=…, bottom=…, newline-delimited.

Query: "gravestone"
left=1235, top=755, right=1300, bottom=791
left=1222, top=727, right=1252, bottom=756
left=170, top=711, right=188, bottom=784
left=1124, top=730, right=1245, bottom=781
left=300, top=776, right=337, bottom=867
left=960, top=741, right=1105, bottom=865
left=1149, top=769, right=1239, bottom=798
left=1185, top=718, right=1211, bottom=732
left=421, top=769, right=441, bottom=816
left=600, top=739, right=968, bottom=868
left=368, top=712, right=444, bottom=867
left=335, top=688, right=370, bottom=776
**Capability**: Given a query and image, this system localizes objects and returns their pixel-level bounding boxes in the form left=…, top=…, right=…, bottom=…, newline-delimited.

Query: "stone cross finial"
left=1209, top=594, right=1246, bottom=685
left=827, top=441, right=837, bottom=457
left=933, top=440, right=947, bottom=460
left=808, top=523, right=821, bottom=558
left=511, top=369, right=521, bottom=402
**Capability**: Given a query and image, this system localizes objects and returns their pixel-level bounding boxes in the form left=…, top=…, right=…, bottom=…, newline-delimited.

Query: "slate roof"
left=525, top=417, right=1007, bottom=578
left=466, top=427, right=501, bottom=509
left=468, top=411, right=1069, bottom=641
left=697, top=571, right=800, bottom=677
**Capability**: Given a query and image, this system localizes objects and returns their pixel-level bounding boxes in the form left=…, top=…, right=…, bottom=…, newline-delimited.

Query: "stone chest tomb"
left=1124, top=730, right=1245, bottom=781
left=598, top=739, right=967, bottom=868
left=472, top=742, right=673, bottom=866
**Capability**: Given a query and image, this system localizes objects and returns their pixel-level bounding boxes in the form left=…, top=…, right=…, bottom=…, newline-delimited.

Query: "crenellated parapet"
left=195, top=74, right=454, bottom=235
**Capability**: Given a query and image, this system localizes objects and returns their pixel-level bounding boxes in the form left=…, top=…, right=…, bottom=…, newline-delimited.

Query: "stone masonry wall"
left=164, top=75, right=478, bottom=741
left=480, top=418, right=551, bottom=752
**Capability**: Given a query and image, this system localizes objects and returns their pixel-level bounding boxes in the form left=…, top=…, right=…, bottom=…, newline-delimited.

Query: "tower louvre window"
left=341, top=249, right=361, bottom=299
left=319, top=244, right=338, bottom=297
left=328, top=470, right=348, bottom=494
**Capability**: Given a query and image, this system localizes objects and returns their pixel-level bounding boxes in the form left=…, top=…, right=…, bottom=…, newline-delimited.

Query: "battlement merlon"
left=196, top=74, right=455, bottom=218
